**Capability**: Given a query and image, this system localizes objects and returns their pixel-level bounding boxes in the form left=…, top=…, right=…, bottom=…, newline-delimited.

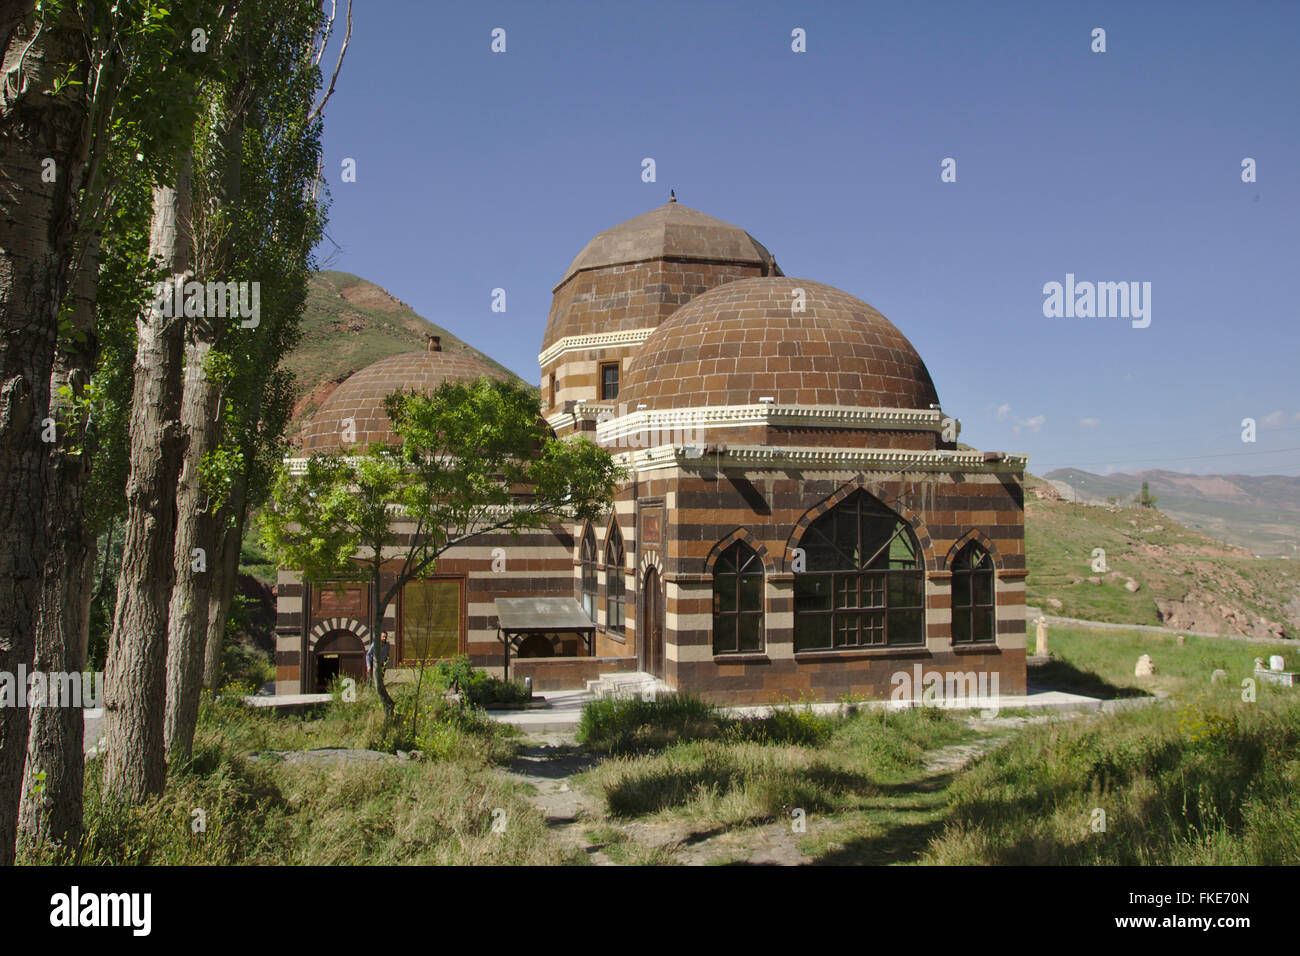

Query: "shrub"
left=577, top=694, right=721, bottom=754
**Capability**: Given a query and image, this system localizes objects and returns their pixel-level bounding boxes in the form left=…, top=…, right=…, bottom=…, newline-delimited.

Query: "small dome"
left=620, top=278, right=939, bottom=411
left=300, top=350, right=508, bottom=453
left=556, top=200, right=778, bottom=289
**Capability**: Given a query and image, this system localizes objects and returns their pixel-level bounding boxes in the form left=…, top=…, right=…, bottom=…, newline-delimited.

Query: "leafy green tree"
left=260, top=378, right=622, bottom=716
left=3, top=0, right=234, bottom=858
left=1133, top=481, right=1159, bottom=509
left=165, top=0, right=331, bottom=760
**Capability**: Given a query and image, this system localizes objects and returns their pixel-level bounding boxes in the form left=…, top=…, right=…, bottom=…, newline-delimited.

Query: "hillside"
left=1024, top=475, right=1299, bottom=639
left=1045, top=467, right=1300, bottom=557
left=286, top=271, right=533, bottom=431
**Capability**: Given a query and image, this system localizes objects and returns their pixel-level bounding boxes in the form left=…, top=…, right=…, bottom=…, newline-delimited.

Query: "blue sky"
left=314, top=0, right=1299, bottom=477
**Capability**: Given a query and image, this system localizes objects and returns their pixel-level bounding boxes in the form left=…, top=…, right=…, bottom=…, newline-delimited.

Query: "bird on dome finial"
left=669, top=189, right=676, bottom=203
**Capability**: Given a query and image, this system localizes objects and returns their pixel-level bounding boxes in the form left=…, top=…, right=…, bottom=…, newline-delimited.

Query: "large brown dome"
left=300, top=350, right=508, bottom=453
left=541, top=200, right=780, bottom=352
left=619, top=278, right=940, bottom=411
left=556, top=200, right=778, bottom=288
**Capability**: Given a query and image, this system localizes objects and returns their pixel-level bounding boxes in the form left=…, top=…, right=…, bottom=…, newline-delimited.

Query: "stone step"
left=585, top=671, right=674, bottom=700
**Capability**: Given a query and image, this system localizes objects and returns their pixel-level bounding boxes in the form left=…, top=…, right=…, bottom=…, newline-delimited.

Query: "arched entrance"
left=314, top=629, right=366, bottom=691
left=641, top=568, right=665, bottom=679
left=516, top=633, right=556, bottom=658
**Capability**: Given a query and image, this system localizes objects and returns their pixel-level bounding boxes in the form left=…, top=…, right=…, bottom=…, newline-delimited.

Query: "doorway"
left=641, top=568, right=665, bottom=679
left=314, top=629, right=366, bottom=692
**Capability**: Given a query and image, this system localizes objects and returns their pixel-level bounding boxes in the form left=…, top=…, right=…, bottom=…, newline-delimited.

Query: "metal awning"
left=495, top=597, right=596, bottom=633
left=494, top=597, right=596, bottom=678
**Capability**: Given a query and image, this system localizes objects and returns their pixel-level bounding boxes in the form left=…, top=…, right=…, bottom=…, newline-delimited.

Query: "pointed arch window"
left=793, top=490, right=925, bottom=650
left=713, top=541, right=764, bottom=654
left=580, top=525, right=598, bottom=621
left=951, top=543, right=995, bottom=644
left=606, top=523, right=625, bottom=634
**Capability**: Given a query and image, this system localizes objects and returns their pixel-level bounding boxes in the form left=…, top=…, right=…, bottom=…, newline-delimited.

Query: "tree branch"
left=306, top=0, right=350, bottom=125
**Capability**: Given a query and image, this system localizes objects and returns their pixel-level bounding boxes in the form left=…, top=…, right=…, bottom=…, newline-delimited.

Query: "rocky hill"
left=1025, top=474, right=1298, bottom=640
left=285, top=271, right=533, bottom=433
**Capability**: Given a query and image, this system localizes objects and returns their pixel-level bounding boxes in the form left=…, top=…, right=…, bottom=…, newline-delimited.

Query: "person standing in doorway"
left=365, top=632, right=391, bottom=677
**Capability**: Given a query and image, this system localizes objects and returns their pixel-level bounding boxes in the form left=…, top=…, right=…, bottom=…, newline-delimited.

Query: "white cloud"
left=1013, top=414, right=1046, bottom=435
left=1261, top=410, right=1286, bottom=428
left=1080, top=417, right=1100, bottom=428
left=996, top=403, right=1011, bottom=420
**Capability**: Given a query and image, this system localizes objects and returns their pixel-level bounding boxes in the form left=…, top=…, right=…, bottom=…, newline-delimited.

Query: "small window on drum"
left=600, top=362, right=620, bottom=400
left=951, top=542, right=995, bottom=644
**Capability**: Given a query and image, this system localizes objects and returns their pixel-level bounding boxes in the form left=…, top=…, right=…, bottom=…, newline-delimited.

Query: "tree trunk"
left=101, top=158, right=192, bottom=803
left=163, top=330, right=222, bottom=758
left=78, top=540, right=95, bottom=667
left=165, top=89, right=243, bottom=758
left=18, top=240, right=98, bottom=856
left=372, top=568, right=395, bottom=717
left=202, top=472, right=247, bottom=691
left=0, top=4, right=91, bottom=866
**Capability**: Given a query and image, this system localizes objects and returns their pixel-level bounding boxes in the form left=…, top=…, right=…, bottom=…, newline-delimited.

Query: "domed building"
left=275, top=199, right=1028, bottom=704
left=300, top=343, right=510, bottom=453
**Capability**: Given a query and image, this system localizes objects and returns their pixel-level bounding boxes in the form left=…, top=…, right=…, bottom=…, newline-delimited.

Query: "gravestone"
left=1135, top=654, right=1155, bottom=677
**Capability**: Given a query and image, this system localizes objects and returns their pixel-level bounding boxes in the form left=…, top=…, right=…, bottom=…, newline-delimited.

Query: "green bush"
left=577, top=694, right=721, bottom=754
left=427, top=655, right=530, bottom=706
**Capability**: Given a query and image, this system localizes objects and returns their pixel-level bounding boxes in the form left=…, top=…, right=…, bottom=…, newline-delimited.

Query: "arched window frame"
left=605, top=522, right=625, bottom=635
left=712, top=541, right=765, bottom=655
left=793, top=490, right=926, bottom=650
left=580, top=524, right=598, bottom=622
left=950, top=542, right=995, bottom=645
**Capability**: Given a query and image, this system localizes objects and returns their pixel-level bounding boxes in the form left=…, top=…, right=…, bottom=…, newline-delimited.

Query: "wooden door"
left=642, top=568, right=665, bottom=679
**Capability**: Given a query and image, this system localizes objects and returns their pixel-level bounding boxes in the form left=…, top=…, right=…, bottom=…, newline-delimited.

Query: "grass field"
left=30, top=625, right=1300, bottom=866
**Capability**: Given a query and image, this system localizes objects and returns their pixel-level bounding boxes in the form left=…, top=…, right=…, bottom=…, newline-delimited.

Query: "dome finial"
left=669, top=189, right=676, bottom=203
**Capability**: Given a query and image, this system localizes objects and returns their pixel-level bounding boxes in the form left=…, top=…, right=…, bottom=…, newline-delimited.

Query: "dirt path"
left=502, top=733, right=613, bottom=864
left=501, top=722, right=1024, bottom=866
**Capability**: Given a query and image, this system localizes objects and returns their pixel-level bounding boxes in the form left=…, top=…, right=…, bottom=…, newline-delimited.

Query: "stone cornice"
left=537, top=328, right=655, bottom=367
left=613, top=444, right=1028, bottom=475
left=595, top=403, right=950, bottom=443
left=545, top=402, right=617, bottom=431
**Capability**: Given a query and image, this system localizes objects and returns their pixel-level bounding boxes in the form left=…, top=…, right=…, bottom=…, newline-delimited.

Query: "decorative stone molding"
left=595, top=403, right=947, bottom=444
left=545, top=401, right=618, bottom=432
left=537, top=328, right=655, bottom=367
left=638, top=549, right=663, bottom=575
left=705, top=527, right=777, bottom=575
left=308, top=616, right=372, bottom=651
left=943, top=527, right=1005, bottom=570
left=614, top=443, right=1028, bottom=475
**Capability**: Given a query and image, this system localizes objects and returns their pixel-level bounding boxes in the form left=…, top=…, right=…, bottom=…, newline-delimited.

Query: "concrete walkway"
left=83, top=708, right=105, bottom=756
left=486, top=684, right=1151, bottom=735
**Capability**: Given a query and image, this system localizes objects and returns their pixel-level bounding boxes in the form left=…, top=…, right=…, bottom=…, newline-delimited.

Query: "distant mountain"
left=285, top=271, right=532, bottom=429
left=1045, top=468, right=1300, bottom=557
